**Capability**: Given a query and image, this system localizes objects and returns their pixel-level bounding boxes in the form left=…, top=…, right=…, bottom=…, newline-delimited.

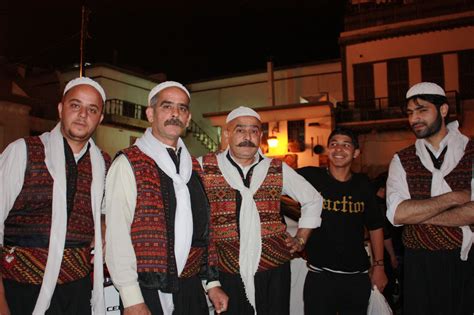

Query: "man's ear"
left=353, top=148, right=361, bottom=159
left=58, top=102, right=63, bottom=119
left=145, top=106, right=154, bottom=123
left=223, top=127, right=230, bottom=142
left=440, top=103, right=449, bottom=118
left=185, top=113, right=192, bottom=128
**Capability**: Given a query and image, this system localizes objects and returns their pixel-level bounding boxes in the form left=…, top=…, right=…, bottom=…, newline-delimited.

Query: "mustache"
left=164, top=118, right=185, bottom=127
left=237, top=140, right=257, bottom=147
left=411, top=122, right=425, bottom=128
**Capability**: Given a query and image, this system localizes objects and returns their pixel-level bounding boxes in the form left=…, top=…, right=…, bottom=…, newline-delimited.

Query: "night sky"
left=6, top=0, right=345, bottom=83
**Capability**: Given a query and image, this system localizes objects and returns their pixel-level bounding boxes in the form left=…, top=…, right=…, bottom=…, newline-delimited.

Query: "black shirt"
left=297, top=167, right=384, bottom=272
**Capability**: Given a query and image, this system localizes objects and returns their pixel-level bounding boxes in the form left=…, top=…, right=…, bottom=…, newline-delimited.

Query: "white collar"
left=73, top=142, right=89, bottom=163
left=150, top=136, right=181, bottom=151
left=422, top=132, right=449, bottom=158
left=228, top=150, right=261, bottom=176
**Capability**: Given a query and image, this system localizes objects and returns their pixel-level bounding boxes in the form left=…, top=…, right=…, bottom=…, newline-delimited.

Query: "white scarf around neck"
left=414, top=121, right=473, bottom=260
left=135, top=128, right=193, bottom=315
left=36, top=123, right=106, bottom=315
left=216, top=148, right=271, bottom=313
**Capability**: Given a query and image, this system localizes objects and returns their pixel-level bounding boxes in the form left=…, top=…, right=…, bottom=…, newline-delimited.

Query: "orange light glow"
left=267, top=136, right=278, bottom=148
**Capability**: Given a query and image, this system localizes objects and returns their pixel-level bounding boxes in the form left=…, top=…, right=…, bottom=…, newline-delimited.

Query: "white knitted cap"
left=148, top=81, right=190, bottom=106
left=63, top=77, right=106, bottom=102
left=226, top=106, right=261, bottom=123
left=406, top=82, right=446, bottom=99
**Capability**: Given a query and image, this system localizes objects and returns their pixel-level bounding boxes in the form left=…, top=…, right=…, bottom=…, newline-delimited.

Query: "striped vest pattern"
left=398, top=141, right=474, bottom=250
left=0, top=136, right=105, bottom=284
left=201, top=153, right=290, bottom=274
left=122, top=146, right=217, bottom=290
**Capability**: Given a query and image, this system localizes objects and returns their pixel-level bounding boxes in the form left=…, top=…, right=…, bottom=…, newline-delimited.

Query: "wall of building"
left=62, top=66, right=157, bottom=106
left=94, top=124, right=144, bottom=158
left=355, top=129, right=415, bottom=177
left=188, top=62, right=342, bottom=157
left=344, top=25, right=474, bottom=100
left=0, top=102, right=30, bottom=152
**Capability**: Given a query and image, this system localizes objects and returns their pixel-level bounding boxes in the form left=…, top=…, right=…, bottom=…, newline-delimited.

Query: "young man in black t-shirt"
left=298, top=127, right=387, bottom=315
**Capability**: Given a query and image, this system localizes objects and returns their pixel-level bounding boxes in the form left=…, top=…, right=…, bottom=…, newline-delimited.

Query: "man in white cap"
left=105, top=81, right=228, bottom=315
left=0, top=77, right=109, bottom=314
left=386, top=82, right=474, bottom=314
left=198, top=106, right=323, bottom=314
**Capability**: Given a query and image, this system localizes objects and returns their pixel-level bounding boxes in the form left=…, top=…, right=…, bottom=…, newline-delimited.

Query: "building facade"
left=2, top=0, right=474, bottom=178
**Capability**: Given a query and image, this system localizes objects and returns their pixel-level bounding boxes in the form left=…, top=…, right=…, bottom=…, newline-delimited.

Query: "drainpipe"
left=267, top=60, right=275, bottom=106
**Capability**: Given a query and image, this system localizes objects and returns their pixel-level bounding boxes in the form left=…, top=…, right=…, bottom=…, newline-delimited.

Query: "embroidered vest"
left=122, top=146, right=217, bottom=292
left=398, top=141, right=474, bottom=250
left=0, top=136, right=109, bottom=284
left=201, top=153, right=289, bottom=274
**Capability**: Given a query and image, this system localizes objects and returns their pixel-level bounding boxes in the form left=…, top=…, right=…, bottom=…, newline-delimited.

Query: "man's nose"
left=409, top=111, right=420, bottom=123
left=170, top=105, right=179, bottom=117
left=243, top=130, right=252, bottom=139
left=78, top=106, right=87, bottom=117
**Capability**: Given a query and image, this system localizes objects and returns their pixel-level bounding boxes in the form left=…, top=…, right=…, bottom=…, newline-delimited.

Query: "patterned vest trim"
left=201, top=153, right=289, bottom=274
left=0, top=136, right=105, bottom=284
left=123, top=146, right=217, bottom=292
left=398, top=140, right=474, bottom=250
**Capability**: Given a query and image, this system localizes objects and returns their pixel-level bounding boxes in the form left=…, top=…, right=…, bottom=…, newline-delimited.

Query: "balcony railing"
left=187, top=120, right=219, bottom=152
left=335, top=91, right=460, bottom=124
left=104, top=99, right=219, bottom=152
left=105, top=99, right=147, bottom=121
left=345, top=0, right=474, bottom=31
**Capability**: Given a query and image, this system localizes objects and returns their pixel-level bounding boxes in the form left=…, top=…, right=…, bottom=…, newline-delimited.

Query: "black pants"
left=303, top=270, right=371, bottom=315
left=4, top=275, right=92, bottom=315
left=219, top=262, right=291, bottom=315
left=121, top=275, right=208, bottom=315
left=403, top=248, right=474, bottom=315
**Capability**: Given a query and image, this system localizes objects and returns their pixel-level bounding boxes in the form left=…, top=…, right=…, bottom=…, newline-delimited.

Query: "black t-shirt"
left=297, top=167, right=384, bottom=272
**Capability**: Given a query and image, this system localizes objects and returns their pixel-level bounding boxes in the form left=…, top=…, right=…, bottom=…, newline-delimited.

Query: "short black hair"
left=402, top=94, right=450, bottom=123
left=402, top=94, right=449, bottom=113
left=327, top=127, right=359, bottom=149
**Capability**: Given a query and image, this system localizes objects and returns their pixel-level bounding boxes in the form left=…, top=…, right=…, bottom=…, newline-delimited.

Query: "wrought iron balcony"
left=335, top=91, right=461, bottom=131
left=104, top=99, right=219, bottom=152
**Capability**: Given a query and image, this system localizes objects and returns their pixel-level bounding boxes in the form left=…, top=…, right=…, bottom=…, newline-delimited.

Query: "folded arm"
left=422, top=200, right=474, bottom=226
left=386, top=155, right=470, bottom=225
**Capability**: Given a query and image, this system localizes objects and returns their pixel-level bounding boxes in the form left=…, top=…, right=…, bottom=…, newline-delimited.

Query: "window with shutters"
left=421, top=54, right=444, bottom=88
left=353, top=63, right=375, bottom=108
left=287, top=120, right=305, bottom=152
left=387, top=58, right=409, bottom=108
left=459, top=50, right=474, bottom=100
